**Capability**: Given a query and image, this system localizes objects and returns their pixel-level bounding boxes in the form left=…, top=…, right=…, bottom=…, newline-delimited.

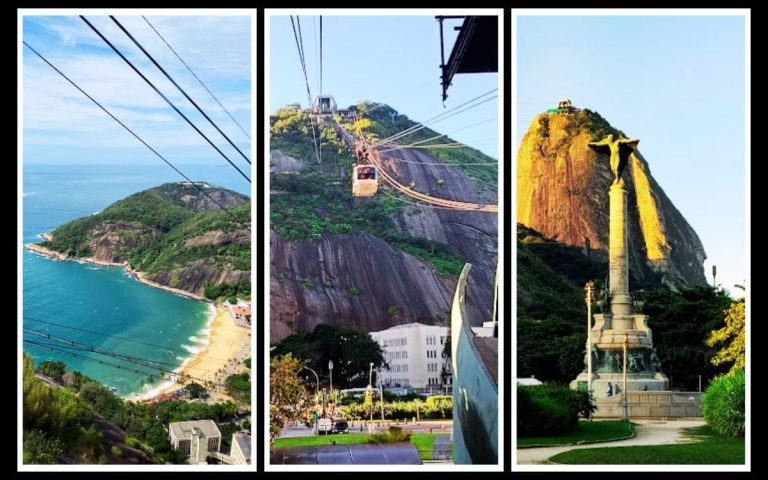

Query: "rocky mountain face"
left=517, top=109, right=706, bottom=286
left=269, top=104, right=498, bottom=340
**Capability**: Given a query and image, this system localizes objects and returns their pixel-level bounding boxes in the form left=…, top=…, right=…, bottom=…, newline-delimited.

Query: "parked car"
left=332, top=420, right=349, bottom=434
left=317, top=418, right=333, bottom=434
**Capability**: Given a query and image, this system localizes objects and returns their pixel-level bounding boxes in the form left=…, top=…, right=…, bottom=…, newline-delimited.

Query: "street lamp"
left=302, top=366, right=320, bottom=397
left=368, top=362, right=374, bottom=431
left=585, top=281, right=595, bottom=410
left=328, top=360, right=334, bottom=398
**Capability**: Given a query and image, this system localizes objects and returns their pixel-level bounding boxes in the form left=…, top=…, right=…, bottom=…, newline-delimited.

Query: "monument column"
left=609, top=181, right=633, bottom=324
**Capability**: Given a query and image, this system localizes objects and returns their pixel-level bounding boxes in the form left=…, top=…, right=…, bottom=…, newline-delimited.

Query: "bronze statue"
left=588, top=134, right=640, bottom=184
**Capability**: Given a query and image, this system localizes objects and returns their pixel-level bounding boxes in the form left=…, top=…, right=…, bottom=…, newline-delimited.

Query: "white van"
left=317, top=418, right=332, bottom=434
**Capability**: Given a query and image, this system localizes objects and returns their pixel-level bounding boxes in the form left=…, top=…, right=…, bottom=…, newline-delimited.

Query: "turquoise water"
left=22, top=163, right=249, bottom=396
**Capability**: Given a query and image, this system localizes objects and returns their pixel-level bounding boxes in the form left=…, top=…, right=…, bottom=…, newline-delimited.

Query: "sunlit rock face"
left=517, top=110, right=706, bottom=286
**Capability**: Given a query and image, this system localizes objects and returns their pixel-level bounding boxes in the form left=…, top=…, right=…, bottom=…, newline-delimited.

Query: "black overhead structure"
left=437, top=16, right=498, bottom=102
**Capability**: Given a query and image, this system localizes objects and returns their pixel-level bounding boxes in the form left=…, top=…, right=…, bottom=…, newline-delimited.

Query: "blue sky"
left=269, top=15, right=499, bottom=159
left=23, top=15, right=251, bottom=168
left=517, top=14, right=746, bottom=294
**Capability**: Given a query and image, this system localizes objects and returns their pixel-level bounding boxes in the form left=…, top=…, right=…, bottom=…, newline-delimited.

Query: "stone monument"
left=571, top=134, right=669, bottom=398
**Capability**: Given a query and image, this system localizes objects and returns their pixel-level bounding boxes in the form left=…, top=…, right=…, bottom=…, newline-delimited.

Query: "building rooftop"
left=232, top=306, right=251, bottom=316
left=233, top=432, right=251, bottom=461
left=372, top=322, right=444, bottom=332
left=169, top=420, right=221, bottom=440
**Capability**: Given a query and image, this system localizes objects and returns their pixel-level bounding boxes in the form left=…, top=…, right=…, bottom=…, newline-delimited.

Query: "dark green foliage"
left=517, top=384, right=594, bottom=437
left=702, top=369, right=745, bottom=438
left=184, top=382, right=208, bottom=399
left=22, top=354, right=104, bottom=464
left=203, top=280, right=251, bottom=300
left=219, top=422, right=241, bottom=453
left=367, top=426, right=412, bottom=444
left=271, top=324, right=386, bottom=388
left=226, top=372, right=251, bottom=405
left=243, top=357, right=251, bottom=369
left=634, top=286, right=732, bottom=390
left=36, top=360, right=67, bottom=383
left=517, top=224, right=734, bottom=388
left=23, top=430, right=64, bottom=464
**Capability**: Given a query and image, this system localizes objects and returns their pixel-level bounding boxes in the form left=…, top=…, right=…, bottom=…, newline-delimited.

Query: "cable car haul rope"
left=337, top=121, right=497, bottom=213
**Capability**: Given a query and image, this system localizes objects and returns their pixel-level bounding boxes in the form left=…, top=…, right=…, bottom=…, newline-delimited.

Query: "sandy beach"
left=129, top=304, right=251, bottom=403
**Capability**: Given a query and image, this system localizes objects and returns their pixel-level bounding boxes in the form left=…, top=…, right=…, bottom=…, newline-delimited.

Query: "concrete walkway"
left=516, top=419, right=706, bottom=464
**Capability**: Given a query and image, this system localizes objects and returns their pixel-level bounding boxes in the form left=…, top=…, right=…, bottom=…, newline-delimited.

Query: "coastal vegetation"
left=24, top=354, right=248, bottom=464
left=37, top=183, right=251, bottom=299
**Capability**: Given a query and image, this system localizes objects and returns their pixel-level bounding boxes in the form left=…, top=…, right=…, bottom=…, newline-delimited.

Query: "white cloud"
left=22, top=14, right=251, bottom=155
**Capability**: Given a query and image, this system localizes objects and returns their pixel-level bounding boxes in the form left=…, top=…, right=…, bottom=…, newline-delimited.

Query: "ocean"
left=22, top=163, right=250, bottom=396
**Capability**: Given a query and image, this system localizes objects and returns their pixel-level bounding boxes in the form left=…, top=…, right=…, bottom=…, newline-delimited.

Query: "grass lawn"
left=273, top=433, right=451, bottom=461
left=518, top=420, right=634, bottom=447
left=549, top=426, right=745, bottom=464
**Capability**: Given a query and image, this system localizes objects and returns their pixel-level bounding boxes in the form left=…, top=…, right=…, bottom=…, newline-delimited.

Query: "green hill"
left=37, top=183, right=250, bottom=299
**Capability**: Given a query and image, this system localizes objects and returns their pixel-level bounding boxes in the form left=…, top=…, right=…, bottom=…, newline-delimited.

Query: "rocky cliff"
left=269, top=104, right=498, bottom=340
left=517, top=109, right=706, bottom=286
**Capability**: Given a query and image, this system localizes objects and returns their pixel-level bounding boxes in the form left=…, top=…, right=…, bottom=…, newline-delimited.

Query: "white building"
left=169, top=420, right=221, bottom=464
left=230, top=432, right=251, bottom=465
left=370, top=323, right=452, bottom=391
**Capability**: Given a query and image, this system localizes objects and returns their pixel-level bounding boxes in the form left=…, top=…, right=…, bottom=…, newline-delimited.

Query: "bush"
left=517, top=384, right=594, bottom=436
left=111, top=445, right=123, bottom=457
left=37, top=360, right=67, bottom=383
left=702, top=369, right=745, bottom=438
left=340, top=398, right=453, bottom=420
left=23, top=430, right=64, bottom=464
left=367, top=426, right=412, bottom=444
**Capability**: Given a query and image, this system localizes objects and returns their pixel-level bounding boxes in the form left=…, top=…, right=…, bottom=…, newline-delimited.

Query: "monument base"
left=593, top=391, right=702, bottom=418
left=570, top=372, right=669, bottom=399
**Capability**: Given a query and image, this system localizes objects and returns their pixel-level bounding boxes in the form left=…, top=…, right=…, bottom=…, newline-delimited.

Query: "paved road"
left=516, top=419, right=706, bottom=464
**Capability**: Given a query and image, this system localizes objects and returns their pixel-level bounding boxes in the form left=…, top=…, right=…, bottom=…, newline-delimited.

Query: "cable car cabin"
left=312, top=95, right=337, bottom=115
left=352, top=165, right=378, bottom=197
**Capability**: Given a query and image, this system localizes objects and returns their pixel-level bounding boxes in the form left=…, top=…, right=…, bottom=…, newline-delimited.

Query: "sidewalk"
left=516, top=419, right=705, bottom=464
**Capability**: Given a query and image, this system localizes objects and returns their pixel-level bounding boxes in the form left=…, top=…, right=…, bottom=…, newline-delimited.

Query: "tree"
left=707, top=299, right=745, bottom=375
left=272, top=324, right=386, bottom=388
left=184, top=382, right=208, bottom=399
left=270, top=354, right=308, bottom=445
left=36, top=360, right=67, bottom=383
